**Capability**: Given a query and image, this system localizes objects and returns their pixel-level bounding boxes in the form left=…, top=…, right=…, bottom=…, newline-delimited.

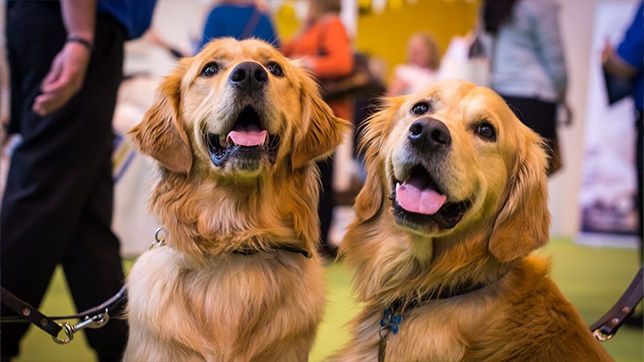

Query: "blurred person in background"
left=1, top=0, right=156, bottom=360
left=282, top=0, right=353, bottom=260
left=482, top=0, right=567, bottom=176
left=1, top=2, right=10, bottom=197
left=198, top=0, right=279, bottom=51
left=387, top=31, right=441, bottom=96
left=602, top=0, right=643, bottom=327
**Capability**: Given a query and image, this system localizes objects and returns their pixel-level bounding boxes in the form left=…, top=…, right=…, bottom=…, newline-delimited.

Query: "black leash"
left=1, top=285, right=126, bottom=344
left=1, top=287, right=63, bottom=337
left=0, top=228, right=311, bottom=344
left=589, top=265, right=643, bottom=341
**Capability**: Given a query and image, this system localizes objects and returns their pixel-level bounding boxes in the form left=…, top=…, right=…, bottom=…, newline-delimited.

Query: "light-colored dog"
left=123, top=38, right=348, bottom=361
left=332, top=80, right=613, bottom=361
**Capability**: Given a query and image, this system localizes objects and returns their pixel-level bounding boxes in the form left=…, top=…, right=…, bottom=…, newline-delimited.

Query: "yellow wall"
left=275, top=0, right=479, bottom=84
left=356, top=1, right=479, bottom=82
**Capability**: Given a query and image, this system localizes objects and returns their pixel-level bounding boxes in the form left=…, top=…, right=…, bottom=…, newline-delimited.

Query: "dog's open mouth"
left=391, top=165, right=470, bottom=230
left=205, top=106, right=280, bottom=168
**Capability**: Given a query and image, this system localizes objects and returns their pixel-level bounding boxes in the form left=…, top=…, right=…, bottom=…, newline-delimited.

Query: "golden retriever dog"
left=331, top=80, right=612, bottom=361
left=123, top=38, right=348, bottom=361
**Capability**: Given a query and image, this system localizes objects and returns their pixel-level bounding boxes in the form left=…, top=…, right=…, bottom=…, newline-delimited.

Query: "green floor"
left=11, top=237, right=644, bottom=362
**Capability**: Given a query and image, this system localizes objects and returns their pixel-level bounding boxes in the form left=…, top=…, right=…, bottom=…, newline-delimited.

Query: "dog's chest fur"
left=333, top=258, right=613, bottom=362
left=126, top=246, right=325, bottom=361
left=339, top=289, right=497, bottom=361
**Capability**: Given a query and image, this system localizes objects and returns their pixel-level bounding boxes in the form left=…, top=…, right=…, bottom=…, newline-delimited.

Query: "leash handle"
left=589, top=265, right=643, bottom=341
left=1, top=287, right=62, bottom=338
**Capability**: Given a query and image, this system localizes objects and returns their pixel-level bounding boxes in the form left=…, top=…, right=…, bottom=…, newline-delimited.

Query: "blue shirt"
left=98, top=0, right=157, bottom=39
left=7, top=0, right=156, bottom=40
left=616, top=1, right=644, bottom=111
left=198, top=4, right=279, bottom=52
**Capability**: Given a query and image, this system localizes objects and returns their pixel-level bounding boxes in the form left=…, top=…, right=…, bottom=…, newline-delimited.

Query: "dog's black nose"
left=408, top=118, right=451, bottom=152
left=229, top=61, right=268, bottom=93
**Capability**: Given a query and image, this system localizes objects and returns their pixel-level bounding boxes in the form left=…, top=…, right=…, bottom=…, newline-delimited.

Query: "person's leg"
left=636, top=111, right=643, bottom=262
left=0, top=5, right=127, bottom=360
left=62, top=151, right=127, bottom=361
left=625, top=111, right=643, bottom=328
left=0, top=4, right=80, bottom=359
left=59, top=16, right=128, bottom=361
left=5, top=8, right=21, bottom=137
left=317, top=157, right=336, bottom=259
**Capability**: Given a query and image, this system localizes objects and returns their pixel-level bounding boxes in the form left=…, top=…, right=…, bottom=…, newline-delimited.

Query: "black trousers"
left=500, top=95, right=559, bottom=174
left=317, top=157, right=335, bottom=256
left=2, top=3, right=127, bottom=360
left=636, top=111, right=643, bottom=260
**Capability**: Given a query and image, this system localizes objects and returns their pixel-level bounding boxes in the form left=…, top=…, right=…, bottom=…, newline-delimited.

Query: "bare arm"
left=61, top=0, right=96, bottom=42
left=32, top=0, right=97, bottom=116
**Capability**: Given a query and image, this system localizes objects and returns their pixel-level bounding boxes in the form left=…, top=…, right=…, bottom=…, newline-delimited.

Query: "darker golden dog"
left=123, top=38, right=348, bottom=361
left=331, top=80, right=612, bottom=361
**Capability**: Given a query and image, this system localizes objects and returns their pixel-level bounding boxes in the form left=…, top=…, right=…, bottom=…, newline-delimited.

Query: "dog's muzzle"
left=390, top=118, right=470, bottom=231
left=390, top=165, right=470, bottom=231
left=205, top=106, right=280, bottom=170
left=202, top=62, right=282, bottom=172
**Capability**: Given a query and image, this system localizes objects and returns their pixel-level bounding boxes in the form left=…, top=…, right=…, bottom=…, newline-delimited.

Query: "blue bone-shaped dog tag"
left=380, top=308, right=403, bottom=334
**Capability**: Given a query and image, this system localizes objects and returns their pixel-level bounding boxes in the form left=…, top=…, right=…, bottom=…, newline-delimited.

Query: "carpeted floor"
left=10, top=237, right=644, bottom=362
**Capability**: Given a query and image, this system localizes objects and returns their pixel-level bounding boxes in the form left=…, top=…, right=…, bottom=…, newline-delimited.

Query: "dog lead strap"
left=589, top=265, right=643, bottom=341
left=378, top=336, right=388, bottom=362
left=1, top=284, right=127, bottom=344
left=1, top=287, right=62, bottom=337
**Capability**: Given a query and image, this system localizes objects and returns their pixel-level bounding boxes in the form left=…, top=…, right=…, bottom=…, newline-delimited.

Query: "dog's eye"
left=267, top=62, right=284, bottom=77
left=411, top=102, right=430, bottom=115
left=476, top=122, right=496, bottom=141
left=200, top=62, right=221, bottom=78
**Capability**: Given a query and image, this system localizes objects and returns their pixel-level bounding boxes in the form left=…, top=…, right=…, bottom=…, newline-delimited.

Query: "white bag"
left=439, top=33, right=492, bottom=87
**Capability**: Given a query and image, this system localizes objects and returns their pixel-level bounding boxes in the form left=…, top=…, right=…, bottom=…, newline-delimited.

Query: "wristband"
left=66, top=37, right=94, bottom=51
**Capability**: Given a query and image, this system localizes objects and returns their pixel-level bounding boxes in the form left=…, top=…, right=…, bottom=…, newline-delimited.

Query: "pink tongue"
left=227, top=129, right=268, bottom=147
left=396, top=180, right=447, bottom=215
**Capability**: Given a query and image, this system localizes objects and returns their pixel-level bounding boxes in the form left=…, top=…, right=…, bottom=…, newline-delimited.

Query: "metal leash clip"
left=149, top=227, right=167, bottom=250
left=592, top=326, right=614, bottom=342
left=378, top=308, right=403, bottom=362
left=52, top=310, right=110, bottom=345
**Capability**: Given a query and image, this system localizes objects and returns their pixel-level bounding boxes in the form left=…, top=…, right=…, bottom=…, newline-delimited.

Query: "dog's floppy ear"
left=129, top=62, right=193, bottom=174
left=354, top=157, right=385, bottom=222
left=291, top=72, right=350, bottom=170
left=488, top=128, right=550, bottom=262
left=353, top=99, right=398, bottom=221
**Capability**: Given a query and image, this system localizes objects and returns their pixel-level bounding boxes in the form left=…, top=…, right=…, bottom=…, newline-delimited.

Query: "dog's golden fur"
left=331, top=81, right=612, bottom=361
left=123, top=38, right=348, bottom=361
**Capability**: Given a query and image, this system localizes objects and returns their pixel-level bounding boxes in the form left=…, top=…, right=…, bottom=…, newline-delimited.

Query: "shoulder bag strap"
left=241, top=5, right=262, bottom=39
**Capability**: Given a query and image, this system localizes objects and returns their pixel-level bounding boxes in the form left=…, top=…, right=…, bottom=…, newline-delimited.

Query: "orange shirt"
left=282, top=15, right=354, bottom=121
left=282, top=15, right=353, bottom=78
